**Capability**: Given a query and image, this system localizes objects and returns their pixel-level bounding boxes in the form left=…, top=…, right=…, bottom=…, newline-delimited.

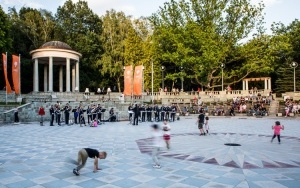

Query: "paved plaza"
left=0, top=116, right=299, bottom=188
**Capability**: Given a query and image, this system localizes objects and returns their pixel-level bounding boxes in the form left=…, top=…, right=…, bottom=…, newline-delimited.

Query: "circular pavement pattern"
left=137, top=132, right=300, bottom=169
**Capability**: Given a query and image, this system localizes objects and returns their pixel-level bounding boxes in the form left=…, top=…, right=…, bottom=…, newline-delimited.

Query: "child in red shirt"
left=38, top=106, right=45, bottom=125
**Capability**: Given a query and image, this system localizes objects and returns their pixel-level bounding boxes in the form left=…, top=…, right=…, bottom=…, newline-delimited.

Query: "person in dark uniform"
left=160, top=105, right=166, bottom=121
left=87, top=106, right=92, bottom=124
left=73, top=148, right=107, bottom=176
left=78, top=106, right=86, bottom=126
left=49, top=105, right=55, bottom=126
left=140, top=105, right=146, bottom=122
left=64, top=103, right=71, bottom=125
left=55, top=105, right=61, bottom=126
left=146, top=104, right=152, bottom=122
left=154, top=104, right=160, bottom=122
left=109, top=108, right=116, bottom=122
left=132, top=104, right=140, bottom=125
left=97, top=104, right=102, bottom=123
left=165, top=106, right=170, bottom=120
left=74, top=106, right=79, bottom=124
left=170, top=105, right=177, bottom=122
left=14, top=107, right=19, bottom=123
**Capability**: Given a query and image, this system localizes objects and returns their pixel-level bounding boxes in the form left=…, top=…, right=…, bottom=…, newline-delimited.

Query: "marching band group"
left=46, top=102, right=178, bottom=126
left=48, top=103, right=108, bottom=126
left=128, top=103, right=178, bottom=125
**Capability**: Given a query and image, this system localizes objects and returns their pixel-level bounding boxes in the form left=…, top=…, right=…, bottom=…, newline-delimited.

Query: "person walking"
left=73, top=148, right=107, bottom=176
left=198, top=109, right=205, bottom=135
left=204, top=116, right=210, bottom=135
left=271, top=121, right=284, bottom=144
left=151, top=124, right=163, bottom=169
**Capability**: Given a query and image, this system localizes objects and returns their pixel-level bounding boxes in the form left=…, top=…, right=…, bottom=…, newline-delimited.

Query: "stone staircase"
left=268, top=100, right=279, bottom=116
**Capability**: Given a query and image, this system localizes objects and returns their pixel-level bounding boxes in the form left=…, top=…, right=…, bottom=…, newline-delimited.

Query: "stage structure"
left=30, top=41, right=82, bottom=92
left=242, top=77, right=271, bottom=91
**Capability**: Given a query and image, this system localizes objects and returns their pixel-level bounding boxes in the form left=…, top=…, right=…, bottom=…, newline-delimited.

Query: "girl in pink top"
left=271, top=121, right=284, bottom=144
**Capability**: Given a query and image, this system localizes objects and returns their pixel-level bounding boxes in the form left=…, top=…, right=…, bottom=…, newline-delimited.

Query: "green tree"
left=272, top=20, right=300, bottom=93
left=98, top=10, right=132, bottom=92
left=56, top=0, right=103, bottom=92
left=0, top=5, right=12, bottom=53
left=0, top=5, right=13, bottom=89
left=150, top=0, right=266, bottom=90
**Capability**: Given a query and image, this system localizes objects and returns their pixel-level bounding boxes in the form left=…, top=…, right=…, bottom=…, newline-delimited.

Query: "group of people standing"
left=45, top=103, right=111, bottom=127
left=128, top=104, right=178, bottom=125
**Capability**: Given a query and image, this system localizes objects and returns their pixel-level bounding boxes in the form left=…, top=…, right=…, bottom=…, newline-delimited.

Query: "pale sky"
left=0, top=0, right=299, bottom=35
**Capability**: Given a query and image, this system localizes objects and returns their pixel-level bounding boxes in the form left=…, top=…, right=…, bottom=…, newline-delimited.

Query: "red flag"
left=12, top=55, right=20, bottom=94
left=2, top=53, right=12, bottom=93
left=133, top=65, right=143, bottom=95
left=123, top=65, right=133, bottom=96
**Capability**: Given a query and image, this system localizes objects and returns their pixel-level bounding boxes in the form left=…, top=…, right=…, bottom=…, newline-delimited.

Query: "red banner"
left=12, top=55, right=20, bottom=94
left=2, top=53, right=12, bottom=93
left=123, top=65, right=132, bottom=96
left=133, top=65, right=143, bottom=95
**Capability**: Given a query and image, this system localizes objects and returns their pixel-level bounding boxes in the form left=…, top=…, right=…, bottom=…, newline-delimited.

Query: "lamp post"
left=107, top=87, right=111, bottom=100
left=179, top=66, right=184, bottom=91
left=142, top=65, right=145, bottom=103
left=161, top=66, right=165, bottom=90
left=290, top=61, right=298, bottom=92
left=97, top=88, right=101, bottom=101
left=151, top=60, right=154, bottom=104
left=220, top=63, right=225, bottom=91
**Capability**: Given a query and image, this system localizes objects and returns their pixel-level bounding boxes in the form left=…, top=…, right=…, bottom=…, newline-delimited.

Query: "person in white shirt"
left=151, top=124, right=163, bottom=169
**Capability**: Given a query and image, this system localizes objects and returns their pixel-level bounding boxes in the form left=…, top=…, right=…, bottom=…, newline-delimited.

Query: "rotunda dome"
left=40, top=41, right=72, bottom=50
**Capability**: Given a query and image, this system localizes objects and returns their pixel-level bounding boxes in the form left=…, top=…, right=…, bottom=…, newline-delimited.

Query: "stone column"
left=49, top=56, right=53, bottom=92
left=72, top=64, right=75, bottom=92
left=59, top=65, right=63, bottom=92
left=44, top=65, right=48, bottom=92
left=242, top=80, right=245, bottom=90
left=34, top=58, right=39, bottom=92
left=66, top=58, right=70, bottom=92
left=264, top=79, right=267, bottom=90
left=75, top=61, right=79, bottom=92
left=246, top=80, right=249, bottom=90
left=268, top=78, right=271, bottom=90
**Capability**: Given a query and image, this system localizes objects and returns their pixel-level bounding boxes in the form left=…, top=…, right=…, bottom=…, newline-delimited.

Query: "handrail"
left=3, top=103, right=31, bottom=114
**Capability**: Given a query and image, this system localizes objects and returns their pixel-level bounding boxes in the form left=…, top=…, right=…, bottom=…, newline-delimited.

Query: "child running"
left=151, top=124, right=163, bottom=169
left=271, top=121, right=284, bottom=144
left=162, top=119, right=171, bottom=149
left=205, top=116, right=209, bottom=135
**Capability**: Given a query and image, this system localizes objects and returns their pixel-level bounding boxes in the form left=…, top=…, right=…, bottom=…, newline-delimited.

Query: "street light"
left=179, top=66, right=184, bottom=91
left=142, top=65, right=144, bottom=103
left=107, top=87, right=111, bottom=100
left=220, top=63, right=225, bottom=91
left=97, top=88, right=101, bottom=100
left=290, top=61, right=298, bottom=92
left=151, top=60, right=154, bottom=104
left=161, top=66, right=165, bottom=90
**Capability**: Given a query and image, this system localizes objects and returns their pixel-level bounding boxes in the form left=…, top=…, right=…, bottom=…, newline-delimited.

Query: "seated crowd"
left=228, top=95, right=270, bottom=116
left=284, top=99, right=299, bottom=117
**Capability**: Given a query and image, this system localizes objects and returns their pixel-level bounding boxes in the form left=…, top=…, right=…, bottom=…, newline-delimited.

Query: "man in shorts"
left=198, top=109, right=206, bottom=135
left=73, top=148, right=107, bottom=176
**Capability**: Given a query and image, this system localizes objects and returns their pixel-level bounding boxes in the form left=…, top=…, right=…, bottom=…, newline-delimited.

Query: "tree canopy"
left=0, top=0, right=299, bottom=94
